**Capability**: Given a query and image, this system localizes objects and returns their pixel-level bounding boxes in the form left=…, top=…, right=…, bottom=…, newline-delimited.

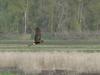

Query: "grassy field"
left=0, top=40, right=100, bottom=75
left=0, top=40, right=100, bottom=52
left=0, top=72, right=16, bottom=75
left=0, top=52, right=100, bottom=74
left=0, top=45, right=100, bottom=52
left=0, top=44, right=100, bottom=52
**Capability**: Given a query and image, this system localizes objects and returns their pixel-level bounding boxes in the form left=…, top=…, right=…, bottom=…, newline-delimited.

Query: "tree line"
left=0, top=0, right=100, bottom=34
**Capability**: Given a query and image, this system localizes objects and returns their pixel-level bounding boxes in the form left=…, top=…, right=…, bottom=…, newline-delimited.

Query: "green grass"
left=0, top=44, right=100, bottom=52
left=1, top=39, right=100, bottom=45
left=0, top=40, right=100, bottom=52
left=0, top=72, right=16, bottom=75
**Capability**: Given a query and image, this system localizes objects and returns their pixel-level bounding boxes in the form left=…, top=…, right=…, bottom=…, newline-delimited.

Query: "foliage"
left=0, top=0, right=100, bottom=33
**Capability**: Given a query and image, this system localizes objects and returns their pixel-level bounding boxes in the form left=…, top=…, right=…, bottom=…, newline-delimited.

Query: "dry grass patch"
left=0, top=52, right=99, bottom=74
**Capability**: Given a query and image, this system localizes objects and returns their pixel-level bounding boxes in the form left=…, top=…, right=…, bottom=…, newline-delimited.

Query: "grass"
left=0, top=43, right=100, bottom=52
left=0, top=72, right=16, bottom=75
left=0, top=39, right=100, bottom=52
left=0, top=40, right=100, bottom=74
left=0, top=52, right=100, bottom=74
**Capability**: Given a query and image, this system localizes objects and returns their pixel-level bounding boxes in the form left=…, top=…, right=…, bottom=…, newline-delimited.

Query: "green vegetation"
left=0, top=0, right=100, bottom=52
left=0, top=39, right=100, bottom=52
left=0, top=0, right=100, bottom=33
left=0, top=72, right=15, bottom=75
